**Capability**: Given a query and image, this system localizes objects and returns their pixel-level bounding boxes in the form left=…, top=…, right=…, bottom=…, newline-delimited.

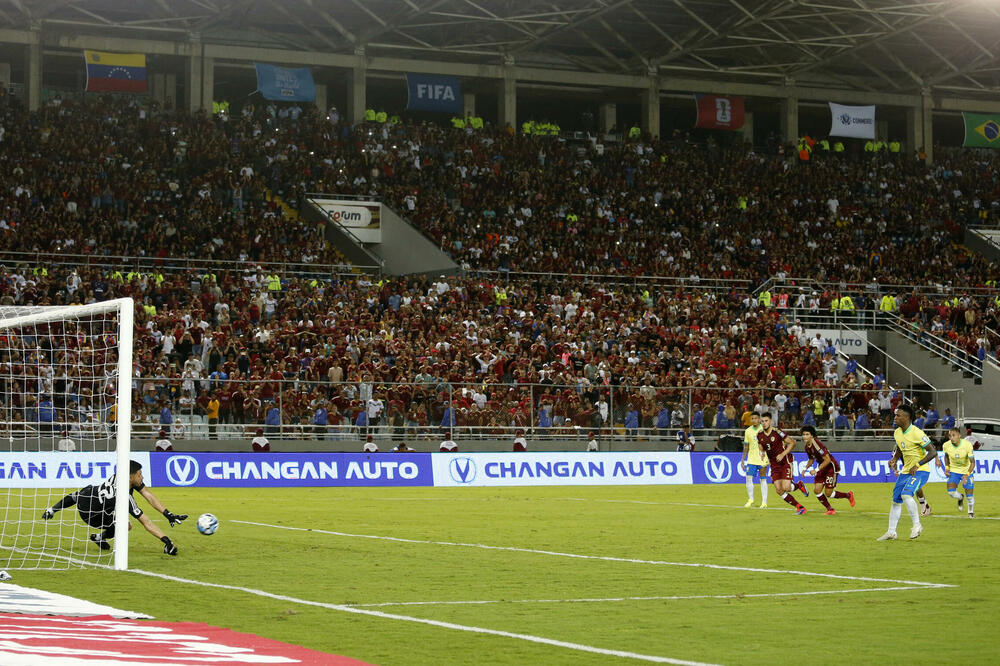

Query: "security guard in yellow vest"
left=126, top=270, right=143, bottom=283
left=864, top=140, right=875, bottom=152
left=267, top=274, right=281, bottom=291
left=889, top=140, right=901, bottom=153
left=840, top=295, right=855, bottom=312
left=143, top=301, right=157, bottom=316
left=110, top=269, right=124, bottom=283
left=758, top=290, right=772, bottom=308
left=364, top=108, right=376, bottom=122
left=521, top=120, right=534, bottom=135
left=566, top=213, right=579, bottom=224
left=833, top=141, right=844, bottom=152
left=33, top=266, right=48, bottom=277
left=451, top=115, right=466, bottom=129
left=389, top=115, right=401, bottom=125
left=469, top=116, right=483, bottom=130
left=830, top=295, right=840, bottom=311
left=375, top=110, right=387, bottom=123
left=819, top=139, right=830, bottom=151
left=879, top=294, right=894, bottom=312
left=628, top=125, right=641, bottom=139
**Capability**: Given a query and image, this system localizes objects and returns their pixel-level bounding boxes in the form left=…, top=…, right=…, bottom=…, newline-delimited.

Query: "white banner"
left=432, top=451, right=692, bottom=487
left=804, top=328, right=868, bottom=355
left=0, top=452, right=150, bottom=488
left=829, top=102, right=876, bottom=139
left=314, top=198, right=382, bottom=243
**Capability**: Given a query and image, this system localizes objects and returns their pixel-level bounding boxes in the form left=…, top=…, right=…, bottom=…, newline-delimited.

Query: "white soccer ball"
left=196, top=513, right=219, bottom=535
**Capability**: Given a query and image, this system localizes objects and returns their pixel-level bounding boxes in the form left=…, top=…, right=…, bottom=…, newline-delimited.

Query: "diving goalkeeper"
left=42, top=460, right=187, bottom=555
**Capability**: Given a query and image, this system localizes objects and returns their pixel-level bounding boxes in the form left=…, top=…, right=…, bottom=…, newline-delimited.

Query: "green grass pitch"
left=11, top=483, right=1000, bottom=665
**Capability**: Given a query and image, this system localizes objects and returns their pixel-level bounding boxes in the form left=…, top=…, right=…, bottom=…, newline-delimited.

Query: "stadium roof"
left=6, top=0, right=1000, bottom=98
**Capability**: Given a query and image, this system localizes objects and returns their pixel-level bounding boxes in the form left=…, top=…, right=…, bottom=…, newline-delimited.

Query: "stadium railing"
left=6, top=380, right=956, bottom=445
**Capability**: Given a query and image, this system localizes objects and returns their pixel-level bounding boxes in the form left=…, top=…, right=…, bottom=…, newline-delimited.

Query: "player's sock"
left=817, top=492, right=832, bottom=510
left=888, top=502, right=903, bottom=532
left=760, top=480, right=769, bottom=504
left=918, top=496, right=928, bottom=509
left=967, top=495, right=975, bottom=514
left=832, top=490, right=850, bottom=499
left=948, top=490, right=963, bottom=499
left=902, top=495, right=921, bottom=527
left=745, top=477, right=755, bottom=501
left=781, top=492, right=801, bottom=509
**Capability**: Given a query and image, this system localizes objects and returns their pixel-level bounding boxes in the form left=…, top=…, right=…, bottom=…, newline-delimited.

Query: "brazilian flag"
left=963, top=112, right=1000, bottom=148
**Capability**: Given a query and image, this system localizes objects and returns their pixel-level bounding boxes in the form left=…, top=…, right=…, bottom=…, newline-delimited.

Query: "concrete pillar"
left=921, top=92, right=933, bottom=165
left=164, top=73, right=177, bottom=110
left=314, top=82, right=327, bottom=112
left=742, top=111, right=754, bottom=145
left=463, top=92, right=475, bottom=117
left=25, top=36, right=41, bottom=112
left=0, top=62, right=11, bottom=86
left=150, top=72, right=165, bottom=105
left=906, top=106, right=919, bottom=156
left=599, top=102, right=616, bottom=135
left=641, top=81, right=660, bottom=138
left=186, top=48, right=202, bottom=112
left=346, top=62, right=366, bottom=125
left=781, top=96, right=798, bottom=143
left=876, top=119, right=888, bottom=141
left=498, top=67, right=516, bottom=131
left=200, top=56, right=214, bottom=111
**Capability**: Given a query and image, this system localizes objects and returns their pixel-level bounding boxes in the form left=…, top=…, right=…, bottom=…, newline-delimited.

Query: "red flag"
left=694, top=95, right=745, bottom=130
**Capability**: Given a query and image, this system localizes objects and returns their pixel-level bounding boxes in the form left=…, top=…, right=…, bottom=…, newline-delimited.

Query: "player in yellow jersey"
left=878, top=405, right=937, bottom=541
left=936, top=427, right=976, bottom=517
left=740, top=412, right=768, bottom=507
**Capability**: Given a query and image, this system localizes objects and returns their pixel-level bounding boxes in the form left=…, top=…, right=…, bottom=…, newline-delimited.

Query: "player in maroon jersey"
left=800, top=425, right=856, bottom=515
left=757, top=414, right=810, bottom=514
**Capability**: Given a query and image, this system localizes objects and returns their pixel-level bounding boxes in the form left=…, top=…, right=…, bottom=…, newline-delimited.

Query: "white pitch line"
left=128, top=568, right=718, bottom=666
left=347, top=585, right=947, bottom=608
left=234, top=520, right=955, bottom=589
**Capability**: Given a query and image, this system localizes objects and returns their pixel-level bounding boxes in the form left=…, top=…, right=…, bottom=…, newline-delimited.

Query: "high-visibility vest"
left=840, top=296, right=855, bottom=311
left=452, top=116, right=466, bottom=129
left=628, top=125, right=641, bottom=139
left=833, top=142, right=844, bottom=152
left=758, top=290, right=771, bottom=307
left=470, top=116, right=484, bottom=129
left=737, top=196, right=748, bottom=210
left=521, top=121, right=534, bottom=135
left=375, top=111, right=387, bottom=123
left=268, top=275, right=281, bottom=291
left=864, top=141, right=875, bottom=152
left=819, top=139, right=830, bottom=151
left=33, top=266, right=47, bottom=276
left=110, top=270, right=124, bottom=282
left=831, top=297, right=840, bottom=311
left=364, top=109, right=376, bottom=121
left=389, top=115, right=401, bottom=125
left=143, top=304, right=156, bottom=316
left=889, top=141, right=901, bottom=153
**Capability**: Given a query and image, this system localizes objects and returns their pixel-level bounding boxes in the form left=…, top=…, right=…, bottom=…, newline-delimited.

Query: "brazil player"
left=936, top=427, right=975, bottom=517
left=878, top=405, right=937, bottom=541
left=800, top=426, right=855, bottom=515
left=42, top=460, right=186, bottom=555
left=757, top=414, right=809, bottom=514
left=741, top=412, right=769, bottom=507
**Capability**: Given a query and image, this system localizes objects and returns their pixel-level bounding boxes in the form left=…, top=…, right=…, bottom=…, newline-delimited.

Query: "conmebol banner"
left=406, top=73, right=462, bottom=113
left=829, top=102, right=875, bottom=139
left=255, top=63, right=316, bottom=102
left=694, top=94, right=745, bottom=130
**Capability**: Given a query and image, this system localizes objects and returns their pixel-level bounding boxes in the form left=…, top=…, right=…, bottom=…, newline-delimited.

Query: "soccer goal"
left=0, top=298, right=134, bottom=570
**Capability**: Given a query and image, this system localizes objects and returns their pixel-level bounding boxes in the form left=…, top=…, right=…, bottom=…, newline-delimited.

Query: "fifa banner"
left=0, top=452, right=151, bottom=488
left=405, top=73, right=462, bottom=113
left=963, top=112, right=1000, bottom=148
left=694, top=94, right=745, bottom=131
left=828, top=102, right=875, bottom=139
left=433, top=452, right=692, bottom=487
left=804, top=328, right=868, bottom=355
left=254, top=63, right=316, bottom=102
left=313, top=198, right=381, bottom=243
left=693, top=452, right=1000, bottom=485
left=148, top=453, right=432, bottom=488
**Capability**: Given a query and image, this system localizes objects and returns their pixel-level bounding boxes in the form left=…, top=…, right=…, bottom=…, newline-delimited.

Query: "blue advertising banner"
left=406, top=73, right=461, bottom=113
left=148, top=453, right=432, bottom=488
left=254, top=63, right=316, bottom=102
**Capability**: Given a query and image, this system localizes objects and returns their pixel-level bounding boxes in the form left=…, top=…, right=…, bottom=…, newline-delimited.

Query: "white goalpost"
left=0, top=298, right=133, bottom=570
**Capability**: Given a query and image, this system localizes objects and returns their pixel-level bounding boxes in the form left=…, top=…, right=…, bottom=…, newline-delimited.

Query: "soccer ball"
left=196, top=513, right=219, bottom=535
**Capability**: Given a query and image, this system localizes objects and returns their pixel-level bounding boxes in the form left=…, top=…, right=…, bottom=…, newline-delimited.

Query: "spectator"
left=57, top=430, right=76, bottom=452
left=155, top=429, right=174, bottom=452
left=512, top=429, right=528, bottom=452
left=251, top=427, right=270, bottom=452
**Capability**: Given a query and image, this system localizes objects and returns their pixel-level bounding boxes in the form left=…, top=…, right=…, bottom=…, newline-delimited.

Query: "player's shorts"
left=892, top=471, right=930, bottom=503
left=76, top=495, right=113, bottom=531
left=816, top=467, right=837, bottom=489
left=745, top=463, right=766, bottom=479
left=947, top=471, right=974, bottom=491
left=769, top=462, right=792, bottom=482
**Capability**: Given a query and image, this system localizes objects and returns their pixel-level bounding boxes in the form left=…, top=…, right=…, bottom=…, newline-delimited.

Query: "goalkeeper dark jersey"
left=74, top=474, right=144, bottom=530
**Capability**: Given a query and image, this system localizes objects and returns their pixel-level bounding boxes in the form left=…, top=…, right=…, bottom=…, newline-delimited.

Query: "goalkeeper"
left=42, top=460, right=187, bottom=556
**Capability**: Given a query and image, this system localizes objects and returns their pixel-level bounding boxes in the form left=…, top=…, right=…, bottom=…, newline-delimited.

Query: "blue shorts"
left=746, top=464, right=766, bottom=479
left=947, top=472, right=974, bottom=491
left=892, top=471, right=930, bottom=503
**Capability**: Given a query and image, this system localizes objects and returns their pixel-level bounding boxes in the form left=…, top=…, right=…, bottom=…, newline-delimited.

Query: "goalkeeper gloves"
left=163, top=509, right=188, bottom=527
left=42, top=508, right=54, bottom=520
left=161, top=535, right=178, bottom=556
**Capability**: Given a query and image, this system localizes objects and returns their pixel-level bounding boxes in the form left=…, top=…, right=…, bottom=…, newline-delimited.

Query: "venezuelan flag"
left=84, top=50, right=147, bottom=93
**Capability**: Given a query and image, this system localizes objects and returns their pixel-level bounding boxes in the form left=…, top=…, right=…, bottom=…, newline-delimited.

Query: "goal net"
left=0, top=298, right=134, bottom=570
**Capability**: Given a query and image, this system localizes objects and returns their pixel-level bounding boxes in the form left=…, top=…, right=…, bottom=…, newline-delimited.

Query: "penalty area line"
left=234, top=520, right=956, bottom=589
left=346, top=585, right=947, bottom=608
left=127, top=568, right=717, bottom=666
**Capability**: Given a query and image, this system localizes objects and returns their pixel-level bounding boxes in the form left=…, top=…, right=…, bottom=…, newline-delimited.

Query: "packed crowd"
left=1, top=93, right=998, bottom=440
